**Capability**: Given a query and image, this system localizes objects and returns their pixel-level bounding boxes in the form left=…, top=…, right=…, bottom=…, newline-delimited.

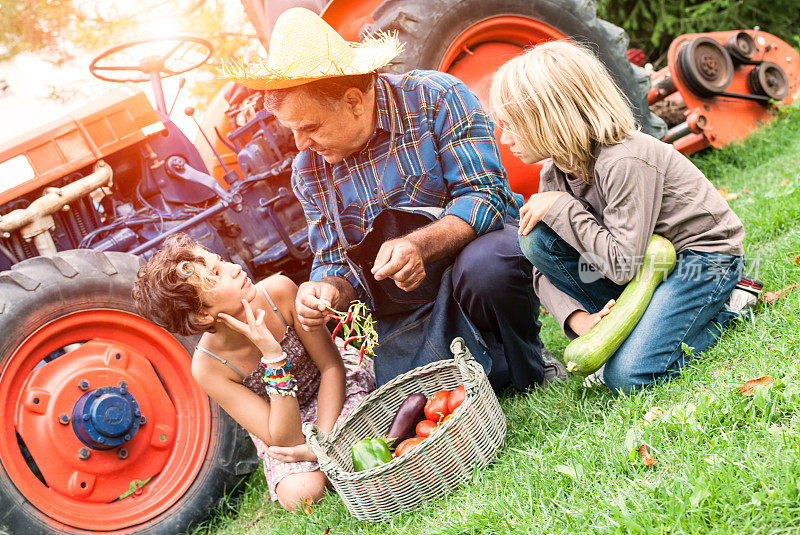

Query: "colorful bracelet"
left=263, top=358, right=297, bottom=397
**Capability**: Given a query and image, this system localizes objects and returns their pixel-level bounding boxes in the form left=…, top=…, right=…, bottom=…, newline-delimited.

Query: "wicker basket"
left=303, top=337, right=507, bottom=522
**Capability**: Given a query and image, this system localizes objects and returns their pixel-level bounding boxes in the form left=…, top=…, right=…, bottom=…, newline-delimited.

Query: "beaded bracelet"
left=261, top=351, right=288, bottom=365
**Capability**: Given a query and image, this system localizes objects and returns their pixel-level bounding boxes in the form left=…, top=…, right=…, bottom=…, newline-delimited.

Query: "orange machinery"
left=648, top=29, right=800, bottom=155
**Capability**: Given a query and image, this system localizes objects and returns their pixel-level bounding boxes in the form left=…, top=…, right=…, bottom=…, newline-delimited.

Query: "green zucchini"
left=564, top=235, right=677, bottom=376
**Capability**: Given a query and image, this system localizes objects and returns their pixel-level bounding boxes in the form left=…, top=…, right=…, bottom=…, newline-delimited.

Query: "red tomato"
left=415, top=419, right=437, bottom=438
left=424, top=390, right=451, bottom=423
left=448, top=385, right=466, bottom=413
left=395, top=437, right=425, bottom=457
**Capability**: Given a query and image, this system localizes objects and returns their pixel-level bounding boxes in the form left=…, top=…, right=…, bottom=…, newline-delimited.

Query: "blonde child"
left=490, top=41, right=746, bottom=393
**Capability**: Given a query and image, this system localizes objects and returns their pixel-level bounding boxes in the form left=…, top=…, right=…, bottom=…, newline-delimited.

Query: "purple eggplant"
left=385, top=393, right=427, bottom=447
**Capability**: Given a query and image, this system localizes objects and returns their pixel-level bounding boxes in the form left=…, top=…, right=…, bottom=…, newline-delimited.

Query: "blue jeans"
left=520, top=224, right=743, bottom=394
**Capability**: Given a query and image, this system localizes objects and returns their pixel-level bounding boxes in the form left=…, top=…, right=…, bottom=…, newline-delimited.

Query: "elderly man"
left=226, top=8, right=563, bottom=389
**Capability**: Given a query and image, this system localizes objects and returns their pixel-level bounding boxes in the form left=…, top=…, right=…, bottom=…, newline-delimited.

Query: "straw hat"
left=220, top=7, right=403, bottom=90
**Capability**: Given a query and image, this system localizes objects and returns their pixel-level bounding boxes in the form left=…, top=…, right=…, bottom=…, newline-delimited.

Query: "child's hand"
left=266, top=444, right=317, bottom=463
left=519, top=191, right=566, bottom=235
left=218, top=299, right=282, bottom=359
left=568, top=299, right=616, bottom=337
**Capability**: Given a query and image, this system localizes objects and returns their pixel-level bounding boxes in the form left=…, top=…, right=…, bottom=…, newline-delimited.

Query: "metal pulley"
left=747, top=61, right=790, bottom=100
left=676, top=36, right=734, bottom=97
left=724, top=31, right=758, bottom=64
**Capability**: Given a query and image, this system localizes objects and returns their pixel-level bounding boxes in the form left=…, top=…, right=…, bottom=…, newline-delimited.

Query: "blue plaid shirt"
left=291, top=70, right=522, bottom=295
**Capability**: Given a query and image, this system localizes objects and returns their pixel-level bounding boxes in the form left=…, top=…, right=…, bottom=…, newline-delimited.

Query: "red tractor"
left=0, top=1, right=795, bottom=533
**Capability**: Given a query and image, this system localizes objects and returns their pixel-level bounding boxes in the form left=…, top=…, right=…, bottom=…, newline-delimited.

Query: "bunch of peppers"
left=328, top=301, right=379, bottom=365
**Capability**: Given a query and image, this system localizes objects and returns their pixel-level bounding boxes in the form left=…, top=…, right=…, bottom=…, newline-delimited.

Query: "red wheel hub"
left=0, top=310, right=209, bottom=531
left=16, top=339, right=175, bottom=503
left=440, top=16, right=567, bottom=198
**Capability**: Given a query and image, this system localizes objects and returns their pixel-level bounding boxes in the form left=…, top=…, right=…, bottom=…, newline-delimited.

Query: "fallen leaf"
left=761, top=283, right=800, bottom=304
left=793, top=253, right=800, bottom=266
left=323, top=529, right=330, bottom=535
left=555, top=463, right=585, bottom=481
left=643, top=406, right=664, bottom=426
left=637, top=444, right=658, bottom=466
left=780, top=179, right=791, bottom=186
left=302, top=496, right=313, bottom=516
left=738, top=375, right=775, bottom=395
left=716, top=187, right=739, bottom=201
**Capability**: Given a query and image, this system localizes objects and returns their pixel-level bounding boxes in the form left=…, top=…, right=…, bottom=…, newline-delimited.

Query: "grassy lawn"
left=190, top=105, right=800, bottom=535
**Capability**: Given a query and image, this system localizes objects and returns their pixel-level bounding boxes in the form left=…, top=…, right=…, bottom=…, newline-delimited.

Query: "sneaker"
left=541, top=347, right=567, bottom=386
left=726, top=276, right=763, bottom=319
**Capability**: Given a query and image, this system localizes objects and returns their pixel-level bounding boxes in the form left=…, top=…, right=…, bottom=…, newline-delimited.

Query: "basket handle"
left=302, top=422, right=340, bottom=477
left=449, top=337, right=479, bottom=389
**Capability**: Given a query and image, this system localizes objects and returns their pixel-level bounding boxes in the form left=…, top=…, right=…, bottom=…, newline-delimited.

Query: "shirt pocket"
left=392, top=133, right=445, bottom=205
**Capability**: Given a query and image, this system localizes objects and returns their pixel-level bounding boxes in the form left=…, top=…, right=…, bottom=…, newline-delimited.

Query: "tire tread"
left=0, top=271, right=40, bottom=292
left=367, top=0, right=667, bottom=138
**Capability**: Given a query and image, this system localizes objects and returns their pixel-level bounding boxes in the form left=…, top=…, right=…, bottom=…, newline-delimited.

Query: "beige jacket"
left=533, top=132, right=745, bottom=338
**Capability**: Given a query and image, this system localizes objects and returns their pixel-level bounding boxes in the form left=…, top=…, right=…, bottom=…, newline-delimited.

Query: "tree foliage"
left=1, top=0, right=260, bottom=103
left=598, top=0, right=800, bottom=66
left=0, top=0, right=81, bottom=64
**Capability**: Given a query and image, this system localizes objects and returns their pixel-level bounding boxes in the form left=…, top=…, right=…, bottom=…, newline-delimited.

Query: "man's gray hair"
left=263, top=72, right=377, bottom=111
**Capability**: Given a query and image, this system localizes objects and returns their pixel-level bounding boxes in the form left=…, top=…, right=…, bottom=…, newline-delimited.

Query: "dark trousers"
left=372, top=221, right=545, bottom=391
left=451, top=220, right=545, bottom=390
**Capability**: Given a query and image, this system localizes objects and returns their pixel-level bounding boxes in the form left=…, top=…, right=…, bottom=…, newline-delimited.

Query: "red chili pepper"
left=330, top=319, right=344, bottom=341
left=343, top=334, right=359, bottom=349
left=345, top=310, right=354, bottom=324
left=358, top=345, right=366, bottom=365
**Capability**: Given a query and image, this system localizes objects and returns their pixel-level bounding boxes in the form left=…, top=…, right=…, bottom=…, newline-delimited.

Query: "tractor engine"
left=0, top=87, right=311, bottom=281
left=206, top=91, right=311, bottom=281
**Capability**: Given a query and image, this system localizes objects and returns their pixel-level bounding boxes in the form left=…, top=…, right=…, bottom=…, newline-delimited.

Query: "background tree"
left=598, top=0, right=800, bottom=66
left=0, top=0, right=260, bottom=105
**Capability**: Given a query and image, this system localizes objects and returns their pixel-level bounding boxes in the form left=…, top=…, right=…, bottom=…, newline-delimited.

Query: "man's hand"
left=518, top=191, right=566, bottom=235
left=371, top=237, right=426, bottom=292
left=266, top=444, right=317, bottom=463
left=567, top=299, right=616, bottom=337
left=296, top=281, right=339, bottom=332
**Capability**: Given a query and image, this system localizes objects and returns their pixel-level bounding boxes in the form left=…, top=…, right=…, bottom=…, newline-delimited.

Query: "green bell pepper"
left=351, top=438, right=393, bottom=471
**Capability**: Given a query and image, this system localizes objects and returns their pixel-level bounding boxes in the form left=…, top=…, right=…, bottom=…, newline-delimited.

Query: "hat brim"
left=221, top=34, right=402, bottom=90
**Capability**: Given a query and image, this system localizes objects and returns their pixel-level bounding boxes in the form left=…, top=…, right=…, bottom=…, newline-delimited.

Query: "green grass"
left=189, top=105, right=800, bottom=535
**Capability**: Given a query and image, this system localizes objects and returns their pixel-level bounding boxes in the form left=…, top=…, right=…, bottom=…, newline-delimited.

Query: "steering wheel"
left=89, top=35, right=213, bottom=83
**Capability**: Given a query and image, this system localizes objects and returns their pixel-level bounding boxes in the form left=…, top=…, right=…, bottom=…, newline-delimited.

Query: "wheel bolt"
left=97, top=436, right=105, bottom=444
left=117, top=448, right=129, bottom=460
left=83, top=414, right=90, bottom=421
left=58, top=414, right=70, bottom=425
left=78, top=448, right=90, bottom=460
left=140, top=415, right=147, bottom=425
left=118, top=381, right=127, bottom=390
left=78, top=380, right=89, bottom=391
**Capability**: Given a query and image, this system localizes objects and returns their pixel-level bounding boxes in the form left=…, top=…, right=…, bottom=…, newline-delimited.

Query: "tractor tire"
left=367, top=0, right=667, bottom=139
left=0, top=250, right=258, bottom=535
